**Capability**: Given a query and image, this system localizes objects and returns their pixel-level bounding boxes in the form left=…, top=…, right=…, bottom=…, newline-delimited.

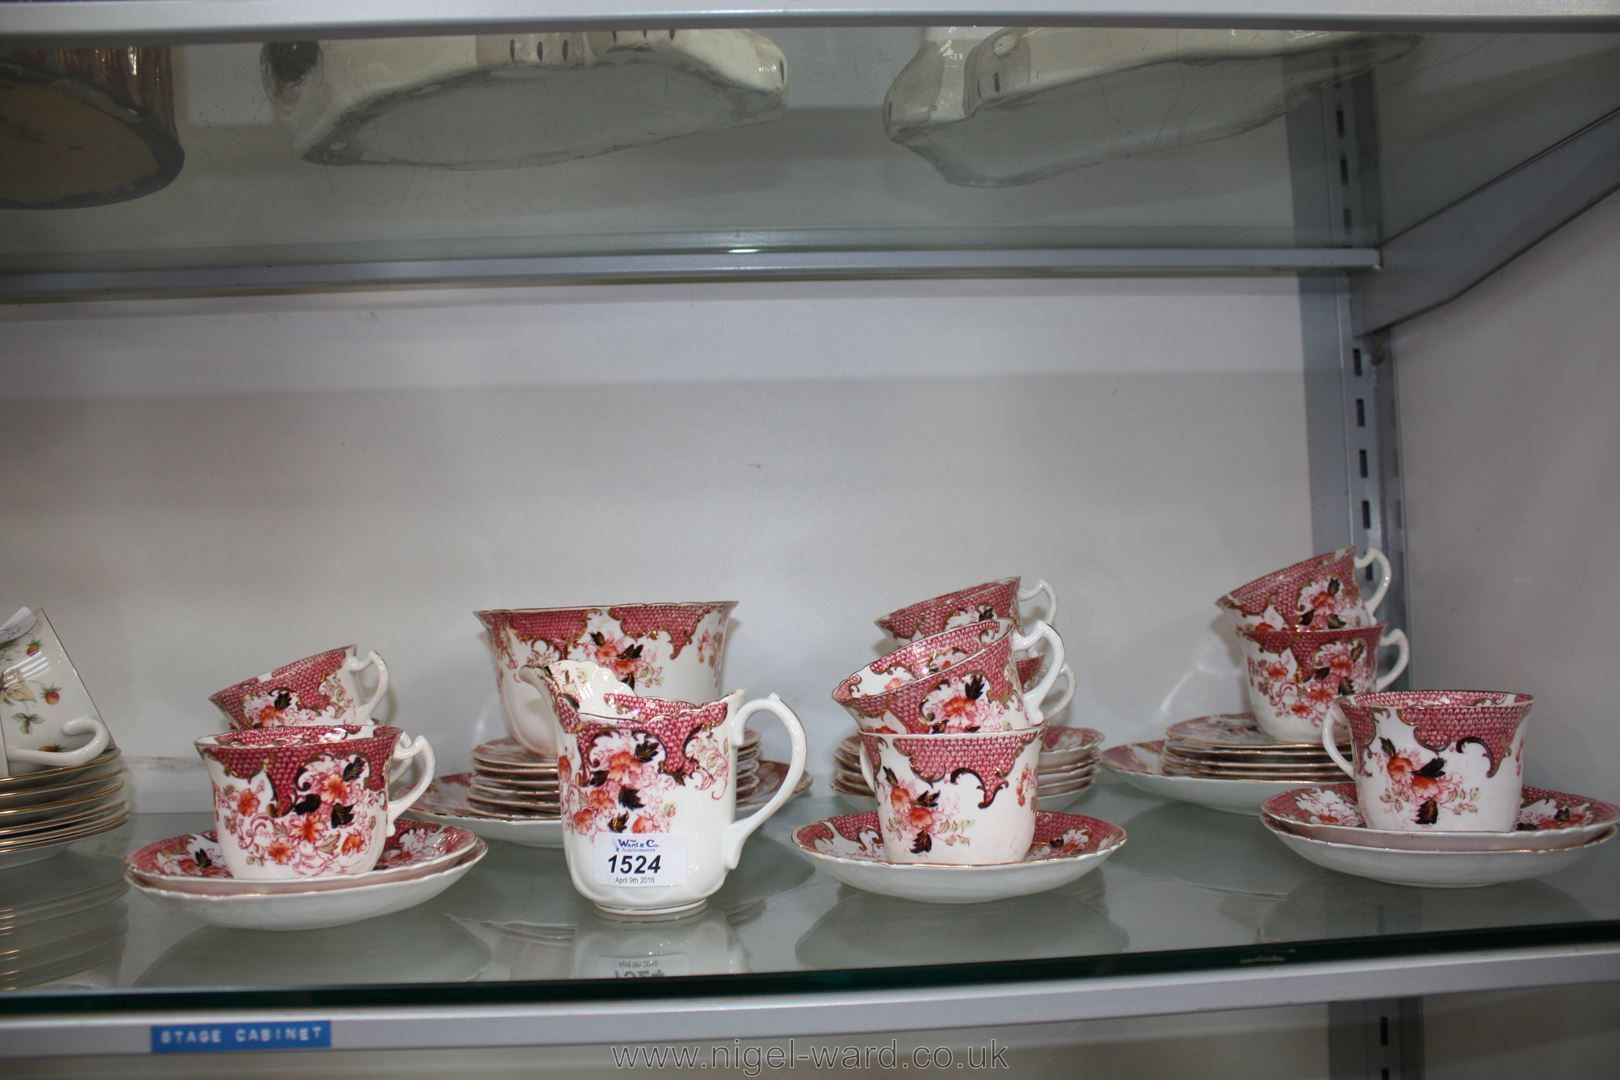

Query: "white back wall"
left=2, top=278, right=1311, bottom=808
left=1395, top=192, right=1620, bottom=800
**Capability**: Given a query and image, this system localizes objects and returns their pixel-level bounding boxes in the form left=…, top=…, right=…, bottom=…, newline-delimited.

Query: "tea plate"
left=409, top=773, right=565, bottom=848
left=126, top=844, right=485, bottom=930
left=127, top=821, right=482, bottom=896
left=1263, top=784, right=1620, bottom=852
left=1100, top=741, right=1308, bottom=815
left=792, top=810, right=1125, bottom=904
left=0, top=748, right=122, bottom=795
left=1263, top=817, right=1614, bottom=888
left=1165, top=714, right=1344, bottom=751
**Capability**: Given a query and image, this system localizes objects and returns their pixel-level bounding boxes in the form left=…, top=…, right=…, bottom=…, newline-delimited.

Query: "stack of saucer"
left=468, top=738, right=560, bottom=817
left=1159, top=714, right=1346, bottom=782
left=0, top=748, right=129, bottom=871
left=830, top=725, right=1104, bottom=811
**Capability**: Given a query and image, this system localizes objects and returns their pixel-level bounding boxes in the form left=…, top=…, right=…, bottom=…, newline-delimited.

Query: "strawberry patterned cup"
left=1, top=607, right=112, bottom=776
left=209, top=645, right=389, bottom=730
left=195, top=724, right=435, bottom=881
left=1237, top=622, right=1409, bottom=743
left=881, top=578, right=1075, bottom=720
left=1217, top=547, right=1392, bottom=631
left=858, top=728, right=1043, bottom=864
left=834, top=619, right=1067, bottom=734
left=1328, top=690, right=1533, bottom=832
left=474, top=602, right=735, bottom=759
left=536, top=673, right=807, bottom=918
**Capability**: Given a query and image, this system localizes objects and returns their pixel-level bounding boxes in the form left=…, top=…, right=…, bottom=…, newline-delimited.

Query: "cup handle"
left=721, top=695, right=806, bottom=870
left=1374, top=627, right=1410, bottom=690
left=383, top=735, right=435, bottom=833
left=1017, top=578, right=1058, bottom=625
left=858, top=737, right=877, bottom=793
left=1355, top=549, right=1392, bottom=619
left=1322, top=703, right=1356, bottom=778
left=1010, top=620, right=1066, bottom=723
left=5, top=717, right=110, bottom=768
left=346, top=649, right=390, bottom=724
left=1042, top=663, right=1076, bottom=718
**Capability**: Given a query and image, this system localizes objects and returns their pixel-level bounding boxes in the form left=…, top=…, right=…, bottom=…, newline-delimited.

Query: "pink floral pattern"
left=1265, top=784, right=1619, bottom=836
left=876, top=764, right=974, bottom=856
left=1217, top=548, right=1374, bottom=629
left=876, top=578, right=1022, bottom=642
left=209, top=646, right=357, bottom=729
left=478, top=603, right=735, bottom=693
left=210, top=751, right=383, bottom=874
left=1360, top=737, right=1481, bottom=826
left=1240, top=624, right=1384, bottom=734
left=1337, top=691, right=1533, bottom=779
left=129, top=820, right=475, bottom=881
left=835, top=620, right=1030, bottom=735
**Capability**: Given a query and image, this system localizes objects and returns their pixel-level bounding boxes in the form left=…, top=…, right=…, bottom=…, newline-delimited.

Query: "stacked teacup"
left=121, top=645, right=485, bottom=931
left=825, top=577, right=1113, bottom=872
left=1216, top=547, right=1409, bottom=746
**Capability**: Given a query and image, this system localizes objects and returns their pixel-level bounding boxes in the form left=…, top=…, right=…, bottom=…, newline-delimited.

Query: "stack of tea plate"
left=1101, top=713, right=1351, bottom=817
left=468, top=737, right=562, bottom=816
left=0, top=748, right=129, bottom=871
left=830, top=725, right=1104, bottom=811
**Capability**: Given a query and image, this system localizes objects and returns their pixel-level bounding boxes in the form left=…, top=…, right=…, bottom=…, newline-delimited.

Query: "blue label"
left=150, top=1022, right=332, bottom=1054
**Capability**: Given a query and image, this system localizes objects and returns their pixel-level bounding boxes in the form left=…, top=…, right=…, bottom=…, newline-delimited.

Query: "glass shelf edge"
left=0, top=248, right=1382, bottom=303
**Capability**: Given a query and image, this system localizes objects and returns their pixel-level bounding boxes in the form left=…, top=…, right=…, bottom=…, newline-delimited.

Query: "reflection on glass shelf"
left=2, top=779, right=1616, bottom=1009
left=884, top=27, right=1415, bottom=188
left=1, top=26, right=1617, bottom=282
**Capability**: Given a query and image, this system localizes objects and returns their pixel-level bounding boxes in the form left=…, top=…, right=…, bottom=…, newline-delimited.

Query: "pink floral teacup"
left=1217, top=547, right=1392, bottom=632
left=474, top=602, right=734, bottom=758
left=1236, top=622, right=1409, bottom=742
left=534, top=663, right=807, bottom=918
left=857, top=728, right=1042, bottom=864
left=876, top=576, right=1057, bottom=642
left=1328, top=690, right=1533, bottom=832
left=833, top=618, right=1067, bottom=734
left=879, top=578, right=1074, bottom=720
left=209, top=645, right=389, bottom=730
left=195, top=724, right=435, bottom=880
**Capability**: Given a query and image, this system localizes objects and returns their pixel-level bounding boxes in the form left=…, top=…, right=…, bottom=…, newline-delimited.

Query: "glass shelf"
left=4, top=778, right=1617, bottom=1031
left=1, top=22, right=1616, bottom=293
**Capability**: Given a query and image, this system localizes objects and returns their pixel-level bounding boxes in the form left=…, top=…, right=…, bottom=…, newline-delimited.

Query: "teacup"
left=1237, top=622, right=1409, bottom=743
left=857, top=727, right=1042, bottom=864
left=533, top=662, right=807, bottom=918
left=1217, top=547, right=1392, bottom=631
left=209, top=645, right=389, bottom=730
left=0, top=607, right=113, bottom=775
left=876, top=576, right=1057, bottom=642
left=1328, top=690, right=1533, bottom=832
left=833, top=618, right=1066, bottom=734
left=195, top=724, right=434, bottom=880
left=879, top=578, right=1074, bottom=719
left=475, top=601, right=735, bottom=758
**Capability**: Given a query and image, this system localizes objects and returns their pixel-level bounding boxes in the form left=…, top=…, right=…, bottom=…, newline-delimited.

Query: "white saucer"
left=1263, top=784, right=1620, bottom=853
left=408, top=773, right=564, bottom=848
left=1100, top=741, right=1305, bottom=816
left=126, top=820, right=482, bottom=896
left=1263, top=817, right=1615, bottom=889
left=126, top=837, right=486, bottom=931
left=791, top=810, right=1125, bottom=904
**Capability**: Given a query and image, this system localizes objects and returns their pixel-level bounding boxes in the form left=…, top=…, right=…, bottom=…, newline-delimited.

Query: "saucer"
left=1263, top=784, right=1620, bottom=852
left=126, top=820, right=482, bottom=895
left=1100, top=741, right=1308, bottom=815
left=739, top=759, right=810, bottom=811
left=791, top=810, right=1125, bottom=904
left=1165, top=713, right=1345, bottom=751
left=126, top=834, right=486, bottom=930
left=471, top=738, right=557, bottom=773
left=1262, top=816, right=1614, bottom=888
